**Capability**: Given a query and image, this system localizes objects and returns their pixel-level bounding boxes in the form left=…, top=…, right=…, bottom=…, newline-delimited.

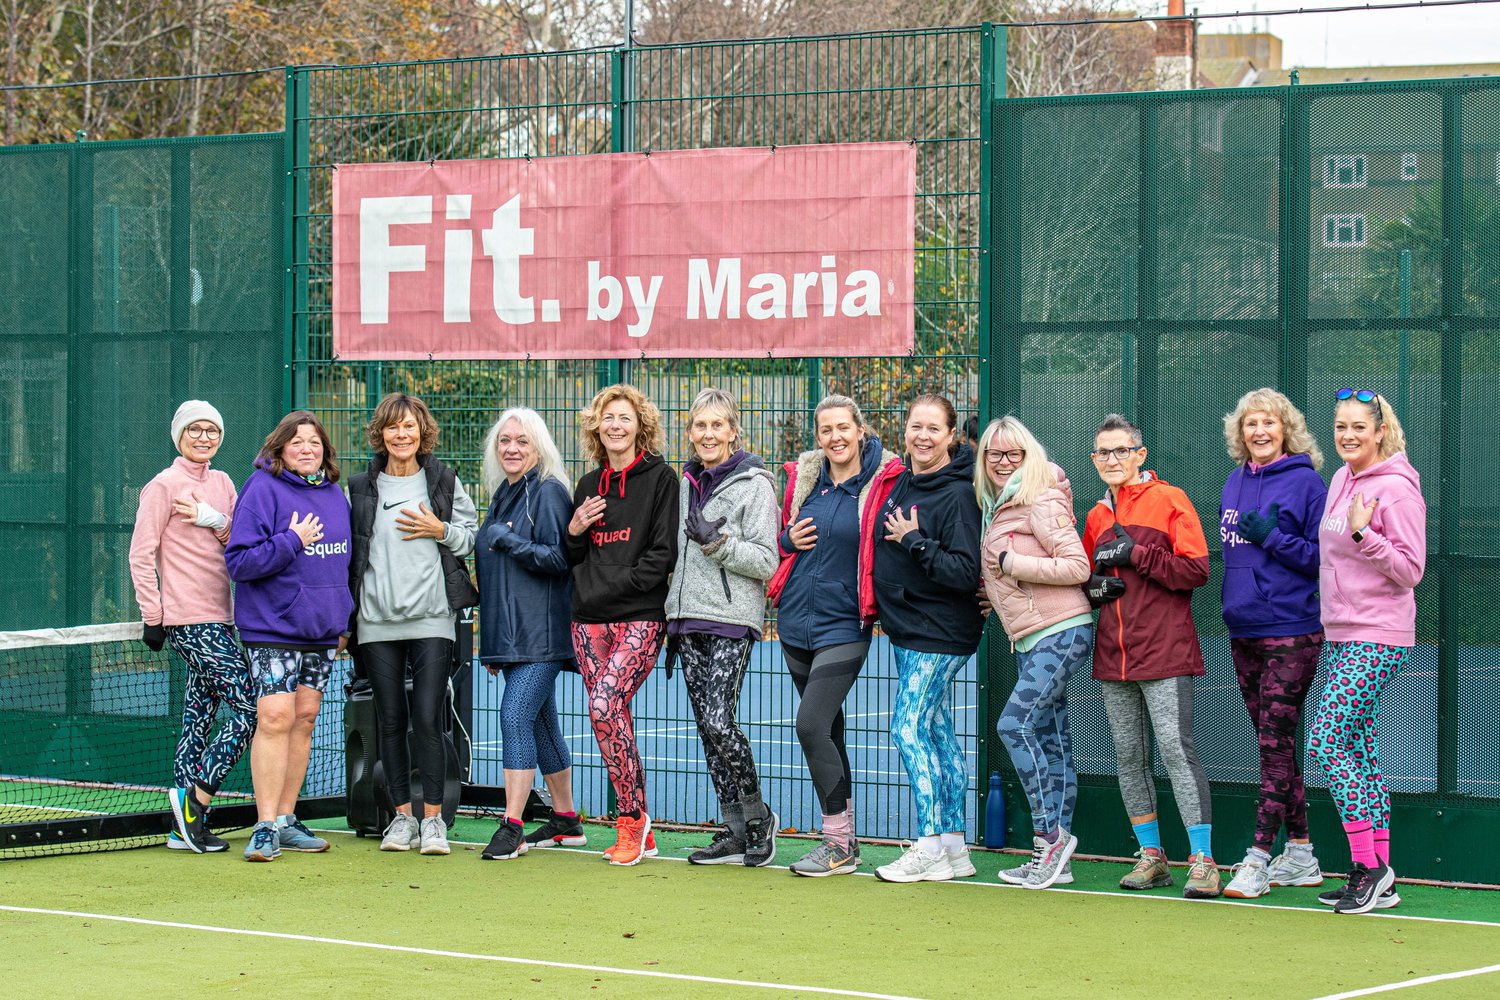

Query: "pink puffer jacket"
left=980, top=465, right=1092, bottom=646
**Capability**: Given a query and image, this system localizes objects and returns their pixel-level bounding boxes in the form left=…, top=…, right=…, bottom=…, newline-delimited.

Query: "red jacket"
left=1082, top=472, right=1210, bottom=682
left=767, top=446, right=905, bottom=625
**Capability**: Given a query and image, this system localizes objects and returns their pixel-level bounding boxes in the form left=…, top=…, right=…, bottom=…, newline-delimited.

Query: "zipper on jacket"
left=719, top=567, right=733, bottom=603
left=1112, top=569, right=1127, bottom=680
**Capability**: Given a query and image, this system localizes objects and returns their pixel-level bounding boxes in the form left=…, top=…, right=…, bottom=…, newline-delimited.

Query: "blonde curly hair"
left=1224, top=388, right=1324, bottom=470
left=578, top=383, right=665, bottom=465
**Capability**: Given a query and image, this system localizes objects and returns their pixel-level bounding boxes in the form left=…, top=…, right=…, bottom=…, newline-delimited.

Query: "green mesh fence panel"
left=992, top=78, right=1500, bottom=874
left=290, top=30, right=985, bottom=840
left=0, top=134, right=292, bottom=855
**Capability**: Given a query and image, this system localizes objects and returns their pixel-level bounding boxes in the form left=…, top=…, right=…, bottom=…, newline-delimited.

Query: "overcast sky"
left=1181, top=0, right=1500, bottom=68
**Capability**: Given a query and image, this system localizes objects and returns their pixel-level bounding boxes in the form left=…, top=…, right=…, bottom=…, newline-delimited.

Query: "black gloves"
left=1238, top=503, right=1280, bottom=545
left=142, top=623, right=167, bottom=652
left=663, top=635, right=681, bottom=679
left=1093, top=524, right=1136, bottom=568
left=684, top=507, right=727, bottom=546
left=1086, top=573, right=1126, bottom=608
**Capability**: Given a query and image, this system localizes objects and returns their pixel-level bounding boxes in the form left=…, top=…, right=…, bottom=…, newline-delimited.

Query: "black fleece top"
left=565, top=451, right=680, bottom=624
left=870, top=445, right=985, bottom=655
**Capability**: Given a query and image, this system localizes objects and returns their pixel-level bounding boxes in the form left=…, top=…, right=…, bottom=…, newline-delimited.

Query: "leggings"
left=166, top=622, right=257, bottom=794
left=1231, top=631, right=1322, bottom=850
left=783, top=640, right=869, bottom=815
left=1307, top=640, right=1407, bottom=827
left=572, top=621, right=664, bottom=814
left=679, top=633, right=761, bottom=808
left=498, top=660, right=571, bottom=773
left=997, top=624, right=1093, bottom=835
left=362, top=637, right=453, bottom=809
left=890, top=646, right=970, bottom=837
left=1099, top=675, right=1212, bottom=827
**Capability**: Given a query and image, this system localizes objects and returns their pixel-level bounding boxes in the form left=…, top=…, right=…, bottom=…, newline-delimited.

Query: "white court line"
left=0, top=905, right=928, bottom=1000
left=1307, top=962, right=1500, bottom=999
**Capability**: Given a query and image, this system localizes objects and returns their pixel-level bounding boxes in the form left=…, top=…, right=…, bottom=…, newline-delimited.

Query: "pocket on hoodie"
left=1221, top=564, right=1273, bottom=628
left=1322, top=564, right=1353, bottom=625
left=270, top=584, right=352, bottom=642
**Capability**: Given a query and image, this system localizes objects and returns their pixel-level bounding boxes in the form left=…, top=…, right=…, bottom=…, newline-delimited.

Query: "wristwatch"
left=1351, top=529, right=1365, bottom=543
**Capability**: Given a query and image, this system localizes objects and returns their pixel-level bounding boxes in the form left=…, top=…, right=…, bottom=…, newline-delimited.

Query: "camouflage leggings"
left=1230, top=631, right=1323, bottom=850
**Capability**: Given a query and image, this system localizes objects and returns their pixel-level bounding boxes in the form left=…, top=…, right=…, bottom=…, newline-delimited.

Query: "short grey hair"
left=1095, top=413, right=1143, bottom=449
left=687, top=386, right=741, bottom=444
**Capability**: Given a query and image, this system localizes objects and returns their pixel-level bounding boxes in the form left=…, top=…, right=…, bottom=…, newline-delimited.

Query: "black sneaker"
left=1334, top=862, right=1396, bottom=915
left=1318, top=883, right=1347, bottom=906
left=168, top=787, right=206, bottom=854
left=482, top=822, right=529, bottom=860
left=689, top=828, right=745, bottom=865
left=523, top=813, right=587, bottom=849
left=743, top=810, right=779, bottom=868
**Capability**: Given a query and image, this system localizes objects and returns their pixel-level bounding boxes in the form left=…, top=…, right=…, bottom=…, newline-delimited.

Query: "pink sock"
left=1374, top=828, right=1390, bottom=866
left=821, top=808, right=853, bottom=848
left=1343, top=820, right=1377, bottom=868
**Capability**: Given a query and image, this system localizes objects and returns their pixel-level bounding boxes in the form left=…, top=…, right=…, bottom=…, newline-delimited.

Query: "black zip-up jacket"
left=870, top=445, right=985, bottom=655
left=565, top=451, right=680, bottom=624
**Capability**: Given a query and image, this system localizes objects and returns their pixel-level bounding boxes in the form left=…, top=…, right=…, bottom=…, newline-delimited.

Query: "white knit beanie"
left=171, top=400, right=225, bottom=445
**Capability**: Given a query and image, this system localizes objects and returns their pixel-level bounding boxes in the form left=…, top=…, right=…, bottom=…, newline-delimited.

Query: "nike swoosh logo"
left=382, top=500, right=419, bottom=510
left=184, top=799, right=197, bottom=823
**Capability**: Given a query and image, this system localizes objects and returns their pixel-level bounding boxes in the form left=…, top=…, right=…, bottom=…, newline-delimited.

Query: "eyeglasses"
left=984, top=448, right=1025, bottom=465
left=1092, top=446, right=1140, bottom=463
left=184, top=425, right=221, bottom=441
left=1337, top=388, right=1379, bottom=404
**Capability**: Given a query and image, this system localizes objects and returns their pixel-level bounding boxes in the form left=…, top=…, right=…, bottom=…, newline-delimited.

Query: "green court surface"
left=3, top=817, right=1499, bottom=999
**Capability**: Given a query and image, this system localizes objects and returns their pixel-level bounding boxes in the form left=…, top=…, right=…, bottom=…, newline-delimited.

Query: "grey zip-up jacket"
left=666, top=456, right=780, bottom=632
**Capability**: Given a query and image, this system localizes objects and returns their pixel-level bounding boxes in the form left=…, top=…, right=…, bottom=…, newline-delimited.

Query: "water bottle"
left=984, top=771, right=1006, bottom=848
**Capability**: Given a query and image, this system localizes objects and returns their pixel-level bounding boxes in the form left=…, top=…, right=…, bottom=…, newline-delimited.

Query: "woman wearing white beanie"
left=128, top=400, right=256, bottom=854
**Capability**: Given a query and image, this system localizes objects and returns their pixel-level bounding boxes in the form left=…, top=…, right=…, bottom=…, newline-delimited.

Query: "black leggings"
left=783, top=640, right=869, bottom=815
left=362, top=637, right=452, bottom=809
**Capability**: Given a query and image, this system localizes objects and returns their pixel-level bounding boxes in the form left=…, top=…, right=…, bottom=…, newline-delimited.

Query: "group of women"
left=130, top=383, right=1424, bottom=913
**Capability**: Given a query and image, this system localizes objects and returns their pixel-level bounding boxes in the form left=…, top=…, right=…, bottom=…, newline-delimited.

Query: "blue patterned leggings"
left=499, top=660, right=572, bottom=774
left=1307, top=640, right=1407, bottom=827
left=890, top=646, right=970, bottom=837
left=997, top=624, right=1093, bottom=835
left=165, top=622, right=256, bottom=794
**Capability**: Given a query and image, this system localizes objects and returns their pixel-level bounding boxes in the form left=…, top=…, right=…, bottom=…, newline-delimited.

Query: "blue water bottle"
left=984, top=771, right=1006, bottom=848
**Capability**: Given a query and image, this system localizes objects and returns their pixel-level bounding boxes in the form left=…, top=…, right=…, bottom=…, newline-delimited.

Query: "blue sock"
left=1132, top=819, right=1161, bottom=853
left=1187, top=823, right=1213, bottom=858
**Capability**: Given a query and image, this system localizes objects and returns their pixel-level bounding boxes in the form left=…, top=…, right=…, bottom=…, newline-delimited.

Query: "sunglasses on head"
left=1336, top=388, right=1378, bottom=404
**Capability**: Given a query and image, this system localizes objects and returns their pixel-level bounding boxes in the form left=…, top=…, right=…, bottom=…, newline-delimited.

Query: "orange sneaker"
left=607, top=813, right=653, bottom=867
left=602, top=829, right=658, bottom=861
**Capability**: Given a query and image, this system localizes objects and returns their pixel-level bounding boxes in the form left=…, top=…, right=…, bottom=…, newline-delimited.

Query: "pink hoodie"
left=1318, top=451, right=1426, bottom=646
left=128, top=457, right=237, bottom=626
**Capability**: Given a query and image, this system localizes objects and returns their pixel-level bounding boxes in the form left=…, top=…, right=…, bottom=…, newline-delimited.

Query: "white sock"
left=1248, top=846, right=1272, bottom=863
left=1288, top=841, right=1314, bottom=857
left=917, top=835, right=943, bottom=859
left=275, top=814, right=293, bottom=828
left=940, top=833, right=966, bottom=855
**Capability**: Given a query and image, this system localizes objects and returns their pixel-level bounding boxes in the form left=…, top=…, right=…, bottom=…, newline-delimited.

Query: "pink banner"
left=331, top=143, right=915, bottom=360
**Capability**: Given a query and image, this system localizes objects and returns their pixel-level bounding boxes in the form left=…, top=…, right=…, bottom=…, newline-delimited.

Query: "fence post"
left=1135, top=102, right=1158, bottom=440
left=1437, top=87, right=1463, bottom=795
left=1278, top=82, right=1310, bottom=411
left=977, top=20, right=1007, bottom=848
left=282, top=66, right=307, bottom=412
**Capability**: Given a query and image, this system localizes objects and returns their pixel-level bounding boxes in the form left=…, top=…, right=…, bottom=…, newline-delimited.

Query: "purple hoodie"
left=1318, top=451, right=1426, bottom=647
left=225, top=461, right=354, bottom=647
left=1219, top=453, right=1327, bottom=639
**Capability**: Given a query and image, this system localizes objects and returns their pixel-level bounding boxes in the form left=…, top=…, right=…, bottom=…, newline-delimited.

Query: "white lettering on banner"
left=480, top=195, right=536, bottom=326
left=355, top=193, right=888, bottom=334
left=360, top=196, right=432, bottom=324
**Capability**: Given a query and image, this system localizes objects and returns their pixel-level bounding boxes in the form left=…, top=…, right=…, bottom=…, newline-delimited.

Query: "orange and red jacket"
left=1081, top=471, right=1210, bottom=683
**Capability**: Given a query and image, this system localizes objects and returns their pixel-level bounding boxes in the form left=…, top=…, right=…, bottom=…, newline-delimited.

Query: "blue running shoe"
left=277, top=814, right=330, bottom=853
left=168, top=787, right=206, bottom=854
left=244, top=821, right=279, bottom=862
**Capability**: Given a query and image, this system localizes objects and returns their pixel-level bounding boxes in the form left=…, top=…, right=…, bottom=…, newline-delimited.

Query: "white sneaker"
left=1267, top=845, right=1324, bottom=887
left=1024, top=831, right=1078, bottom=890
left=420, top=815, right=451, bottom=856
left=999, top=836, right=1047, bottom=885
left=1223, top=852, right=1272, bottom=899
left=876, top=843, right=954, bottom=883
left=380, top=813, right=421, bottom=852
left=946, top=845, right=977, bottom=878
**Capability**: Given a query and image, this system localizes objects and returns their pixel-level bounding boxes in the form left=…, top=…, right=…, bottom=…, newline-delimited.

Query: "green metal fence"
left=286, top=28, right=992, bottom=844
left=990, top=76, right=1500, bottom=881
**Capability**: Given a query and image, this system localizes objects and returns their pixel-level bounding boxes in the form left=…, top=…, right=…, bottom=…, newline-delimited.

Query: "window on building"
left=1323, top=214, right=1366, bottom=247
left=1323, top=155, right=1367, bottom=188
left=1402, top=153, right=1419, bottom=180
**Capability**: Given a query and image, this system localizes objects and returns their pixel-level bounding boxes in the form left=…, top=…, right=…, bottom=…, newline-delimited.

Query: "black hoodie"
left=565, top=451, right=680, bottom=624
left=871, top=445, right=984, bottom=655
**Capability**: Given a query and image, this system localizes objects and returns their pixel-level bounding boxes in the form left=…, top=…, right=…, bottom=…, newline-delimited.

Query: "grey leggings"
left=1099, top=675, right=1212, bottom=827
left=783, top=640, right=869, bottom=815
